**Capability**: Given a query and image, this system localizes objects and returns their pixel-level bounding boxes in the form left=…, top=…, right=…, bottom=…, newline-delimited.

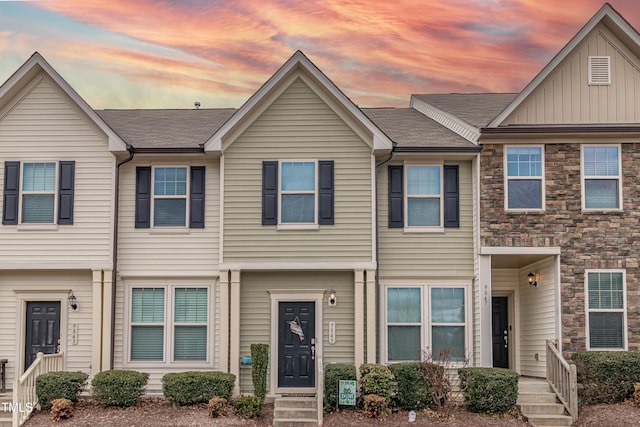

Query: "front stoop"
left=517, top=378, right=573, bottom=426
left=272, top=396, right=317, bottom=427
left=0, top=393, right=12, bottom=427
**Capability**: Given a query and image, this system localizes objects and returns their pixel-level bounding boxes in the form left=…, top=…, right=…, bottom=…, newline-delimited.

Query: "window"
left=586, top=271, right=626, bottom=350
left=582, top=145, right=621, bottom=210
left=280, top=161, right=316, bottom=223
left=154, top=167, right=187, bottom=226
left=22, top=162, right=56, bottom=223
left=505, top=146, right=544, bottom=210
left=406, top=165, right=441, bottom=227
left=386, top=285, right=468, bottom=362
left=129, top=286, right=209, bottom=363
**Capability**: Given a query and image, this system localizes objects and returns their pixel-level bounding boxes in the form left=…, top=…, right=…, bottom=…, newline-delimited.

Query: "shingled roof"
left=412, top=93, right=516, bottom=128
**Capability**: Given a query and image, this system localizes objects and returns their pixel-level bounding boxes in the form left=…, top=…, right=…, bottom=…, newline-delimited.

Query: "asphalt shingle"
left=412, top=93, right=517, bottom=128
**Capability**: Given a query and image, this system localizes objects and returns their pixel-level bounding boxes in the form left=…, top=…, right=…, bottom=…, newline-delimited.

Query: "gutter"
left=110, top=146, right=135, bottom=369
left=480, top=125, right=640, bottom=134
left=393, top=146, right=481, bottom=153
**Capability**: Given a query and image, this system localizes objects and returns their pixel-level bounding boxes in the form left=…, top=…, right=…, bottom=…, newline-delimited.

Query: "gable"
left=504, top=24, right=640, bottom=125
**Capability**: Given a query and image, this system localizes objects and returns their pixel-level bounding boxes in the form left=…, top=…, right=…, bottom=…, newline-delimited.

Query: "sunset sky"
left=1, top=0, right=639, bottom=109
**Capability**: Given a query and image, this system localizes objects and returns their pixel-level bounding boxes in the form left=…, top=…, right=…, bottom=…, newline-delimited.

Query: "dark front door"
left=492, top=297, right=509, bottom=368
left=278, top=301, right=315, bottom=388
left=25, top=301, right=61, bottom=370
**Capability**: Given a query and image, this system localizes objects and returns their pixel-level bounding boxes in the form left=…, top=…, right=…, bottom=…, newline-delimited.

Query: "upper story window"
left=261, top=160, right=334, bottom=228
left=582, top=145, right=621, bottom=210
left=2, top=160, right=75, bottom=226
left=505, top=146, right=544, bottom=210
left=388, top=163, right=459, bottom=231
left=586, top=270, right=626, bottom=350
left=135, top=166, right=205, bottom=229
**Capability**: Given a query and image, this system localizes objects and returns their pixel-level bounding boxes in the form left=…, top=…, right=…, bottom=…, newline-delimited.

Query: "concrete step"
left=272, top=419, right=317, bottom=427
left=274, top=407, right=317, bottom=419
left=522, top=413, right=573, bottom=426
left=519, top=402, right=566, bottom=415
left=519, top=380, right=553, bottom=393
left=274, top=396, right=316, bottom=408
left=273, top=397, right=317, bottom=427
left=518, top=391, right=559, bottom=404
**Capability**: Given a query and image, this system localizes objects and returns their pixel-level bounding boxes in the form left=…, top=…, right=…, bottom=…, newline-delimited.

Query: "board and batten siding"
left=0, top=74, right=114, bottom=262
left=117, top=157, right=220, bottom=277
left=377, top=160, right=474, bottom=278
left=0, top=270, right=94, bottom=384
left=238, top=271, right=354, bottom=394
left=505, top=25, right=640, bottom=125
left=223, top=78, right=373, bottom=263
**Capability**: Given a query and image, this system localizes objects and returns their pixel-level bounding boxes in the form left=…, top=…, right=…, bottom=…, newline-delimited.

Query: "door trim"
left=269, top=289, right=324, bottom=395
left=491, top=291, right=515, bottom=371
left=15, top=291, right=68, bottom=375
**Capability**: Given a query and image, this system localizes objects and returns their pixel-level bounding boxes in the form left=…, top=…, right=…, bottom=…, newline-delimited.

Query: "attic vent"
left=588, top=56, right=611, bottom=85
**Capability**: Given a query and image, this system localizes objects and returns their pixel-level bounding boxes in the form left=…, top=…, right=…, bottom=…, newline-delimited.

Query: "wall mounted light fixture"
left=68, top=292, right=78, bottom=311
left=527, top=272, right=539, bottom=287
left=327, top=288, right=337, bottom=306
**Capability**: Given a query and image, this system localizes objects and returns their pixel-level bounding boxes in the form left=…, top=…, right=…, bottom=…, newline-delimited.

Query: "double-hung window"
left=406, top=165, right=442, bottom=227
left=154, top=167, right=187, bottom=226
left=505, top=146, right=544, bottom=210
left=386, top=285, right=468, bottom=362
left=129, top=286, right=210, bottom=363
left=22, top=162, right=56, bottom=223
left=280, top=161, right=316, bottom=224
left=586, top=270, right=627, bottom=350
left=582, top=145, right=621, bottom=210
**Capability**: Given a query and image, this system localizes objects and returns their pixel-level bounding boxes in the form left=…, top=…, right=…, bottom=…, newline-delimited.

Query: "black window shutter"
left=190, top=166, right=205, bottom=228
left=57, top=161, right=75, bottom=225
left=318, top=160, right=334, bottom=225
left=388, top=165, right=404, bottom=228
left=3, top=161, right=20, bottom=225
left=135, top=166, right=151, bottom=228
left=443, top=165, right=459, bottom=228
left=262, top=161, right=278, bottom=225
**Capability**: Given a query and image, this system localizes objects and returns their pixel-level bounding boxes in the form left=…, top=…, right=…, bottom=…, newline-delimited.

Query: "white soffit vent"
left=588, top=56, right=611, bottom=85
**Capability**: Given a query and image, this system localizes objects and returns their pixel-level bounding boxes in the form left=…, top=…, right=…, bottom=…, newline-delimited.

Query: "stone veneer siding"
left=480, top=143, right=640, bottom=354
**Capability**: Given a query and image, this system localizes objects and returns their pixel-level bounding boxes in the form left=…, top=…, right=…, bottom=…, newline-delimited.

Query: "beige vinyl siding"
left=505, top=25, right=640, bottom=124
left=223, top=78, right=373, bottom=263
left=238, top=271, right=354, bottom=394
left=0, top=74, right=114, bottom=263
left=378, top=160, right=474, bottom=278
left=0, top=270, right=94, bottom=385
left=117, top=157, right=219, bottom=277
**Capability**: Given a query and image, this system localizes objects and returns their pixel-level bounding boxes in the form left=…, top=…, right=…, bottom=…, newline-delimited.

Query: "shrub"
left=36, top=371, right=88, bottom=409
left=389, top=362, right=441, bottom=410
left=91, top=370, right=149, bottom=407
left=162, top=371, right=236, bottom=405
left=50, top=398, right=74, bottom=421
left=233, top=395, right=264, bottom=418
left=324, top=363, right=357, bottom=410
left=572, top=351, right=640, bottom=404
left=208, top=396, right=227, bottom=418
left=458, top=368, right=519, bottom=414
left=250, top=343, right=269, bottom=399
left=360, top=364, right=395, bottom=403
left=363, top=394, right=387, bottom=418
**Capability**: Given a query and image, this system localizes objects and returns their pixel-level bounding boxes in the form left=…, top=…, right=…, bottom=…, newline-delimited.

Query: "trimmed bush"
left=572, top=351, right=640, bottom=404
left=389, top=362, right=442, bottom=410
left=363, top=394, right=387, bottom=418
left=91, top=370, right=149, bottom=407
left=233, top=395, right=264, bottom=418
left=458, top=368, right=519, bottom=414
left=162, top=371, right=235, bottom=405
left=208, top=396, right=227, bottom=418
left=36, top=371, right=88, bottom=409
left=250, top=343, right=269, bottom=399
left=360, top=364, right=395, bottom=403
left=50, top=398, right=74, bottom=421
left=324, top=363, right=357, bottom=410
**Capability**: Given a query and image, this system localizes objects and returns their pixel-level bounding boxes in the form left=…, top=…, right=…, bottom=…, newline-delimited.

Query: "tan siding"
left=223, top=79, right=373, bottom=263
left=0, top=270, right=94, bottom=385
left=378, top=160, right=474, bottom=278
left=117, top=157, right=219, bottom=277
left=238, top=271, right=354, bottom=394
left=505, top=26, right=640, bottom=125
left=0, top=75, right=114, bottom=263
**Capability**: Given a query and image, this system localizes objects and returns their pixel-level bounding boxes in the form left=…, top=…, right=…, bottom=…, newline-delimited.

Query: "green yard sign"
left=338, top=380, right=356, bottom=406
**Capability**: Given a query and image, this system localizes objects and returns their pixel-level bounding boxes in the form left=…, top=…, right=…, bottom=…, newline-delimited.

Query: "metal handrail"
left=546, top=339, right=577, bottom=423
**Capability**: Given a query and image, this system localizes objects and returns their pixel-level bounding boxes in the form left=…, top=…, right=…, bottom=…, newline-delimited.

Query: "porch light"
left=528, top=272, right=538, bottom=287
left=327, top=289, right=337, bottom=306
left=68, top=292, right=78, bottom=311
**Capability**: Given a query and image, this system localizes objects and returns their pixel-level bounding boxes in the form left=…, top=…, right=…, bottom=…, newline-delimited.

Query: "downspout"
left=374, top=143, right=396, bottom=363
left=110, top=146, right=135, bottom=368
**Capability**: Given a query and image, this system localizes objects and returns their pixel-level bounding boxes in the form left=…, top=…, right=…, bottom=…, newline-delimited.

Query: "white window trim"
left=580, top=144, right=623, bottom=212
left=277, top=159, right=318, bottom=229
left=382, top=281, right=472, bottom=365
left=403, top=162, right=444, bottom=232
left=504, top=145, right=546, bottom=212
left=19, top=161, right=58, bottom=225
left=124, top=283, right=214, bottom=368
left=584, top=269, right=628, bottom=351
left=151, top=166, right=190, bottom=228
